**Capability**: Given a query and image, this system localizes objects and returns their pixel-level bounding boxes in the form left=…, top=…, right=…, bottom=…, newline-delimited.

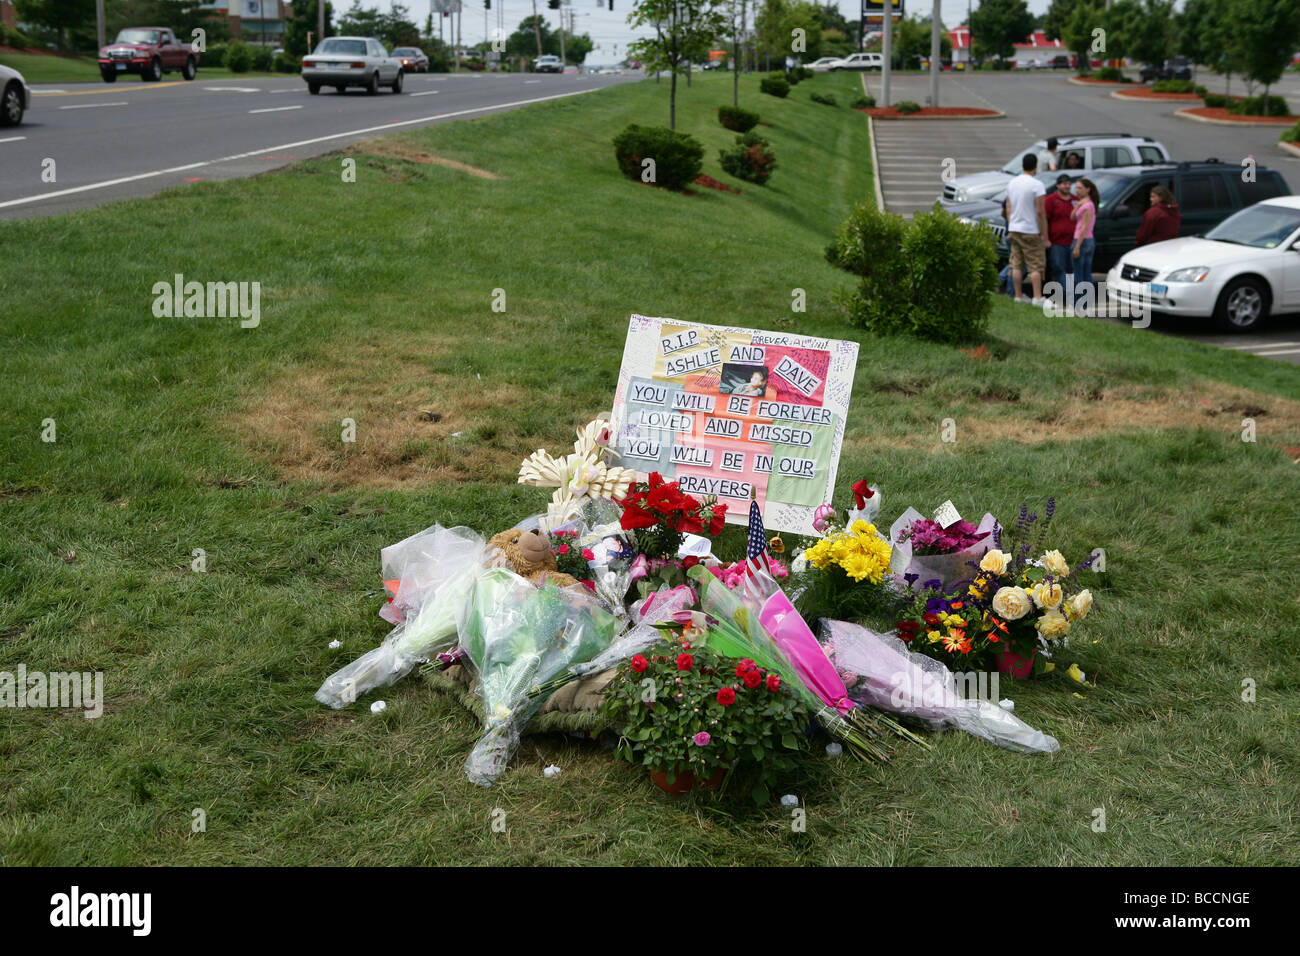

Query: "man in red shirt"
left=1044, top=175, right=1077, bottom=297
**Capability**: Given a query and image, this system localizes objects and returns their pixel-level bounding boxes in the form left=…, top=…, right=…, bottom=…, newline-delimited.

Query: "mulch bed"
left=1114, top=88, right=1201, bottom=100
left=1071, top=76, right=1133, bottom=84
left=855, top=106, right=1000, bottom=118
left=693, top=174, right=740, bottom=194
left=1181, top=106, right=1298, bottom=124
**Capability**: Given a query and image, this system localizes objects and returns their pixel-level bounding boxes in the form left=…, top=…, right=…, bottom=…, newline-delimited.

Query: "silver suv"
left=939, top=134, right=1172, bottom=204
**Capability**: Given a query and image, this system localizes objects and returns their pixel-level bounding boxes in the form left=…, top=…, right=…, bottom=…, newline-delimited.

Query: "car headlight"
left=1166, top=266, right=1210, bottom=283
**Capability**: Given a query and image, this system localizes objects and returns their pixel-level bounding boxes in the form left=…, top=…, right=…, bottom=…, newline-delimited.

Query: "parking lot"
left=864, top=70, right=1300, bottom=363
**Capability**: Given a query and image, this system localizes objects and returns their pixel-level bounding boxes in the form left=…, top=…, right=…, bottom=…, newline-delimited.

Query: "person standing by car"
left=1070, top=178, right=1100, bottom=310
left=1045, top=174, right=1076, bottom=295
left=1135, top=185, right=1182, bottom=245
left=1005, top=153, right=1050, bottom=305
left=1036, top=137, right=1060, bottom=173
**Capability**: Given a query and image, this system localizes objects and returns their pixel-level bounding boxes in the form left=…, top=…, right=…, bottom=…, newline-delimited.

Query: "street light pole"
left=881, top=2, right=892, bottom=107
left=95, top=0, right=105, bottom=49
left=928, top=0, right=940, bottom=107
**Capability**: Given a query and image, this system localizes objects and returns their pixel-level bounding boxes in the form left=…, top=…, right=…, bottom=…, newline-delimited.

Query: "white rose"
left=1067, top=589, right=1093, bottom=621
left=1037, top=610, right=1071, bottom=640
left=1041, top=549, right=1070, bottom=577
left=1031, top=580, right=1064, bottom=610
left=980, top=549, right=1010, bottom=575
left=991, top=586, right=1033, bottom=621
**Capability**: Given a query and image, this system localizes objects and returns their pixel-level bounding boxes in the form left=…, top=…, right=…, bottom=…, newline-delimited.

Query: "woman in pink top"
left=1070, top=178, right=1099, bottom=309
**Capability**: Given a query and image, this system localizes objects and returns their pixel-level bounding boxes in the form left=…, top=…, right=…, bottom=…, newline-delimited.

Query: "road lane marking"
left=409, top=90, right=439, bottom=96
left=525, top=79, right=541, bottom=83
left=1226, top=340, right=1300, bottom=349
left=249, top=105, right=303, bottom=113
left=35, top=81, right=188, bottom=96
left=59, top=101, right=129, bottom=110
left=0, top=87, right=602, bottom=211
left=205, top=86, right=262, bottom=92
left=0, top=135, right=26, bottom=143
left=1251, top=347, right=1300, bottom=357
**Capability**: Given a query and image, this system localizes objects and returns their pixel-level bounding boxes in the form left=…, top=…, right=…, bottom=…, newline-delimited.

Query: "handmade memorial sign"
left=609, top=315, right=859, bottom=535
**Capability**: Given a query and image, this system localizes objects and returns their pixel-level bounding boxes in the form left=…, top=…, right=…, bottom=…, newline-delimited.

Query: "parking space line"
left=249, top=105, right=303, bottom=114
left=59, top=101, right=129, bottom=110
left=0, top=135, right=26, bottom=143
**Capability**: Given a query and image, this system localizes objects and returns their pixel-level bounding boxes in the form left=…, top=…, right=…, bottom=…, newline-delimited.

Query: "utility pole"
left=532, top=0, right=543, bottom=60
left=318, top=0, right=325, bottom=47
left=881, top=2, right=892, bottom=107
left=928, top=0, right=940, bottom=107
left=456, top=3, right=462, bottom=70
left=560, top=0, right=566, bottom=64
left=95, top=0, right=105, bottom=49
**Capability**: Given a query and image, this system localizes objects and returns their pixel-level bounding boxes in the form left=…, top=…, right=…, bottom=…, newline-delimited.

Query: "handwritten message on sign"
left=609, top=315, right=860, bottom=535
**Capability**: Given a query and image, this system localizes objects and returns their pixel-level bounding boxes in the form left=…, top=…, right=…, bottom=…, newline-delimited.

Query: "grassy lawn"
left=0, top=50, right=281, bottom=83
left=2, top=68, right=1298, bottom=866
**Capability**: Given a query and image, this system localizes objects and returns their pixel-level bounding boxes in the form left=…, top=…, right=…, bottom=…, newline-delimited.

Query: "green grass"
left=0, top=50, right=281, bottom=83
left=2, top=69, right=1299, bottom=866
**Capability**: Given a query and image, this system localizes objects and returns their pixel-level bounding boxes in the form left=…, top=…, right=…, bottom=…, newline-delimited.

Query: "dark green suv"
left=956, top=162, right=1292, bottom=274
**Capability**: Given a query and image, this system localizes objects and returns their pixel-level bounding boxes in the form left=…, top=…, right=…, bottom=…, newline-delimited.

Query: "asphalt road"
left=0, top=70, right=640, bottom=220
left=864, top=70, right=1300, bottom=364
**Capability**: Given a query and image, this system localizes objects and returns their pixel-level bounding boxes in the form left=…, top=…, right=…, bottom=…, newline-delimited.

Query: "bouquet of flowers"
left=618, top=472, right=726, bottom=559
left=791, top=510, right=898, bottom=626
left=889, top=505, right=999, bottom=593
left=549, top=528, right=596, bottom=587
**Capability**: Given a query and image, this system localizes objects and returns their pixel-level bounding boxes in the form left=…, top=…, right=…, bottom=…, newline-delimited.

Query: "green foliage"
left=613, top=124, right=704, bottom=191
left=718, top=131, right=777, bottom=184
left=1123, top=0, right=1175, bottom=68
left=600, top=637, right=810, bottom=804
left=203, top=43, right=227, bottom=68
left=1202, top=91, right=1232, bottom=108
left=274, top=52, right=301, bottom=74
left=809, top=91, right=837, bottom=106
left=1093, top=65, right=1126, bottom=81
left=851, top=95, right=876, bottom=108
left=14, top=0, right=95, bottom=51
left=788, top=65, right=813, bottom=82
left=1236, top=0, right=1300, bottom=91
left=827, top=201, right=999, bottom=342
left=225, top=42, right=252, bottom=74
left=284, top=0, right=335, bottom=58
left=250, top=45, right=274, bottom=72
left=893, top=100, right=922, bottom=113
left=1280, top=119, right=1300, bottom=143
left=970, top=0, right=1035, bottom=60
left=1230, top=94, right=1290, bottom=116
left=1151, top=78, right=1195, bottom=92
left=718, top=104, right=760, bottom=131
left=628, top=0, right=729, bottom=127
left=338, top=0, right=422, bottom=48
left=760, top=75, right=790, bottom=97
left=0, top=24, right=34, bottom=48
left=894, top=13, right=953, bottom=67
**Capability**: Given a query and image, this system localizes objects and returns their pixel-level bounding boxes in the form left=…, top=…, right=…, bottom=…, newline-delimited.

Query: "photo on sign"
left=719, top=363, right=771, bottom=397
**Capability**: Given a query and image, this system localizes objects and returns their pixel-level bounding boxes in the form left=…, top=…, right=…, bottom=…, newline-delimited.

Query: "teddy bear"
left=487, top=528, right=580, bottom=589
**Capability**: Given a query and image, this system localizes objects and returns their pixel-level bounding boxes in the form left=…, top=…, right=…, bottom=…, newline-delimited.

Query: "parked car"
left=301, top=37, right=404, bottom=94
left=0, top=63, right=31, bottom=127
left=1016, top=57, right=1049, bottom=70
left=98, top=26, right=199, bottom=82
left=1139, top=57, right=1192, bottom=83
left=808, top=56, right=847, bottom=72
left=839, top=53, right=883, bottom=71
left=952, top=161, right=1292, bottom=276
left=390, top=47, right=429, bottom=72
left=1049, top=54, right=1071, bottom=69
left=1107, top=196, right=1300, bottom=331
left=940, top=133, right=1172, bottom=204
left=533, top=54, right=563, bottom=73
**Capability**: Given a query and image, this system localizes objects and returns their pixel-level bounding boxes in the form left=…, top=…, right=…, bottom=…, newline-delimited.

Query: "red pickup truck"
left=99, top=27, right=200, bottom=83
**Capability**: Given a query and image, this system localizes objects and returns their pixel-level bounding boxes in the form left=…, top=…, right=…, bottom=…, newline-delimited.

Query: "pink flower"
left=693, top=732, right=711, bottom=746
left=812, top=504, right=837, bottom=533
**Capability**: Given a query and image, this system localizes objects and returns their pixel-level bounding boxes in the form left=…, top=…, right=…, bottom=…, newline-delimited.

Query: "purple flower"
left=904, top=573, right=919, bottom=586
left=923, top=578, right=943, bottom=591
left=693, top=732, right=711, bottom=746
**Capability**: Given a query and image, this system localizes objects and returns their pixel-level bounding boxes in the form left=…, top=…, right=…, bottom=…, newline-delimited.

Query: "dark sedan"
left=391, top=47, right=429, bottom=72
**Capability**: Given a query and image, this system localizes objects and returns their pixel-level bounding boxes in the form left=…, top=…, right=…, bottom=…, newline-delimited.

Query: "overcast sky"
left=372, top=0, right=1057, bottom=63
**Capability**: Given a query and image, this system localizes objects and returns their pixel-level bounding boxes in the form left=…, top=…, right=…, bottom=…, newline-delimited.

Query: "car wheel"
left=0, top=82, right=23, bottom=126
left=391, top=70, right=403, bottom=93
left=366, top=71, right=379, bottom=95
left=183, top=57, right=196, bottom=80
left=308, top=82, right=320, bottom=95
left=1214, top=277, right=1270, bottom=332
left=100, top=68, right=118, bottom=83
left=142, top=58, right=162, bottom=81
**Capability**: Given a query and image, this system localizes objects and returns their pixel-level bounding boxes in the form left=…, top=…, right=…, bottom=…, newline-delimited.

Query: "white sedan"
left=1106, top=196, right=1300, bottom=331
left=1, top=63, right=31, bottom=126
left=301, top=36, right=404, bottom=95
left=808, top=56, right=847, bottom=73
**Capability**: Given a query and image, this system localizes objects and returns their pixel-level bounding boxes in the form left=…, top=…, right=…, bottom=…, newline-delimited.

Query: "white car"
left=533, top=54, right=563, bottom=73
left=0, top=63, right=31, bottom=127
left=1106, top=197, right=1300, bottom=332
left=808, top=56, right=847, bottom=73
left=301, top=36, right=404, bottom=95
left=839, top=53, right=883, bottom=71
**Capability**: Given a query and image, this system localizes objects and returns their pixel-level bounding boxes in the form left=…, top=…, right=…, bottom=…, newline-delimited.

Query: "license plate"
left=1149, top=283, right=1167, bottom=296
left=115, top=63, right=125, bottom=70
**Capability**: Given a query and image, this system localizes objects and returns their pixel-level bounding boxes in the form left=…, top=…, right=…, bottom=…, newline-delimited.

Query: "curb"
left=863, top=110, right=1005, bottom=119
left=869, top=115, right=884, bottom=213
left=1110, top=89, right=1199, bottom=102
left=1173, top=107, right=1297, bottom=126
left=1280, top=140, right=1300, bottom=159
left=1067, top=76, right=1130, bottom=87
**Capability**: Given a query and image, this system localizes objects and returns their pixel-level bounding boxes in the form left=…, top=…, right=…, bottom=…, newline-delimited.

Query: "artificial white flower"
left=780, top=794, right=800, bottom=807
left=328, top=640, right=342, bottom=649
left=370, top=700, right=387, bottom=714
left=998, top=699, right=1015, bottom=711
left=543, top=765, right=562, bottom=778
left=825, top=742, right=843, bottom=757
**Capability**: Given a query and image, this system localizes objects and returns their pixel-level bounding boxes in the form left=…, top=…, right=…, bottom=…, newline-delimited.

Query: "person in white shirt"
left=1003, top=153, right=1049, bottom=305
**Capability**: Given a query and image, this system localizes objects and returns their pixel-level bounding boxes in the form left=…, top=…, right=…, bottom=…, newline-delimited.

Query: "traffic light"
left=484, top=0, right=490, bottom=7
left=607, top=0, right=613, bottom=8
left=547, top=0, right=559, bottom=7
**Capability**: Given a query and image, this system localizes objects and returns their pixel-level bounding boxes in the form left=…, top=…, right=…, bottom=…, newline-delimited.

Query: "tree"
left=15, top=0, right=96, bottom=51
left=896, top=13, right=951, bottom=68
left=970, top=0, right=1033, bottom=61
left=505, top=15, right=555, bottom=59
left=1123, top=0, right=1174, bottom=69
left=1236, top=0, right=1300, bottom=112
left=628, top=0, right=728, bottom=129
left=1098, top=0, right=1142, bottom=66
left=284, top=1, right=336, bottom=57
left=1174, top=0, right=1217, bottom=69
left=377, top=4, right=421, bottom=47
left=338, top=1, right=382, bottom=38
left=1044, top=0, right=1095, bottom=71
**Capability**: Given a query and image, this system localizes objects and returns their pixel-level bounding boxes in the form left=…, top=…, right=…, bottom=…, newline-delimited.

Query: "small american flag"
left=746, top=488, right=770, bottom=577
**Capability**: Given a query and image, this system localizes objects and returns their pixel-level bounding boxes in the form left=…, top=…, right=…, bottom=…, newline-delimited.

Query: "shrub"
left=226, top=42, right=253, bottom=73
left=1151, top=78, right=1195, bottom=93
left=1194, top=84, right=1207, bottom=97
left=810, top=91, right=837, bottom=106
left=1231, top=94, right=1290, bottom=116
left=1093, top=66, right=1126, bottom=82
left=717, top=104, right=760, bottom=132
left=787, top=66, right=812, bottom=82
left=203, top=43, right=227, bottom=67
left=827, top=201, right=998, bottom=343
left=274, top=53, right=300, bottom=74
left=2, top=26, right=33, bottom=48
left=250, top=45, right=274, bottom=72
left=1202, top=91, right=1231, bottom=108
left=851, top=95, right=876, bottom=109
left=760, top=76, right=790, bottom=98
left=893, top=100, right=922, bottom=114
left=719, top=131, right=776, bottom=184
left=612, top=124, right=704, bottom=191
left=1281, top=120, right=1300, bottom=143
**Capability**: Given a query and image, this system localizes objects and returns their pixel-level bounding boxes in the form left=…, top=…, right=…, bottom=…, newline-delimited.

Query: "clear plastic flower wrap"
left=818, top=618, right=1059, bottom=754
left=315, top=525, right=490, bottom=710
left=888, top=507, right=999, bottom=593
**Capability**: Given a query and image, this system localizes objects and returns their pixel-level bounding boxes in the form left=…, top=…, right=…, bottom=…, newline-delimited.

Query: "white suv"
left=533, top=55, right=563, bottom=73
left=939, top=134, right=1172, bottom=204
left=839, top=53, right=883, bottom=71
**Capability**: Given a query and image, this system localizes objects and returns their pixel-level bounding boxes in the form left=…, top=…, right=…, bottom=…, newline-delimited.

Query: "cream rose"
left=979, top=549, right=1009, bottom=575
left=1041, top=549, right=1070, bottom=577
left=1067, top=589, right=1093, bottom=621
left=1031, top=580, right=1064, bottom=610
left=991, top=586, right=1033, bottom=621
left=1037, top=610, right=1071, bottom=640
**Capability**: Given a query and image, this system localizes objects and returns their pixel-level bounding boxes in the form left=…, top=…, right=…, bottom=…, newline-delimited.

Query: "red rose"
left=619, top=499, right=659, bottom=530
left=923, top=613, right=940, bottom=627
left=630, top=655, right=648, bottom=673
left=676, top=653, right=694, bottom=671
left=735, top=659, right=756, bottom=677
left=766, top=674, right=780, bottom=692
left=708, top=505, right=727, bottom=536
left=556, top=544, right=570, bottom=555
left=716, top=686, right=736, bottom=706
left=852, top=480, right=875, bottom=510
left=681, top=555, right=700, bottom=570
left=742, top=669, right=762, bottom=689
left=581, top=548, right=595, bottom=560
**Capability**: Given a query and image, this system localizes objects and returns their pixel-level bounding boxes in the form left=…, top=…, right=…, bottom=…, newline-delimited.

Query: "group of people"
left=1004, top=150, right=1098, bottom=308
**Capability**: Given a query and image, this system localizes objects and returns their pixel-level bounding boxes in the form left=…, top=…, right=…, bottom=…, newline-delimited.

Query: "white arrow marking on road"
left=249, top=105, right=304, bottom=114
left=0, top=88, right=602, bottom=211
left=205, top=86, right=262, bottom=92
left=59, top=101, right=129, bottom=110
left=0, top=135, right=27, bottom=143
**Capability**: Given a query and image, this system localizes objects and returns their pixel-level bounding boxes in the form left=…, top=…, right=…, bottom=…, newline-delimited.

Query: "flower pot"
left=995, top=647, right=1036, bottom=679
left=649, top=766, right=724, bottom=795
